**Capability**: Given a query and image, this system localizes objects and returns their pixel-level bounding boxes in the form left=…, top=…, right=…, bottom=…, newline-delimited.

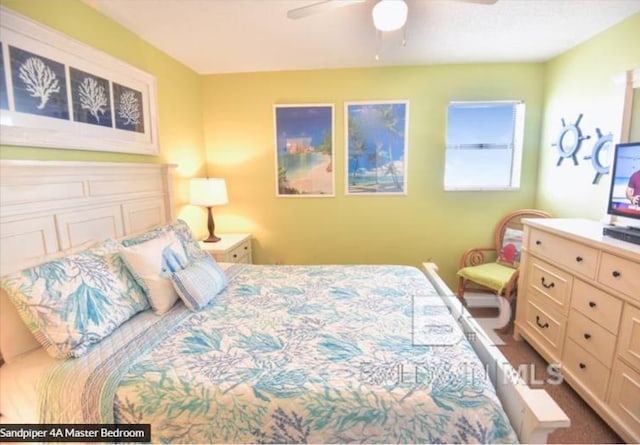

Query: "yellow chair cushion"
left=457, top=262, right=517, bottom=294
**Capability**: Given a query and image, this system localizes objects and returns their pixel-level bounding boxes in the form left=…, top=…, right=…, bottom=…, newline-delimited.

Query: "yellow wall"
left=3, top=1, right=637, bottom=288
left=536, top=13, right=640, bottom=219
left=203, top=64, right=546, bottom=284
left=0, top=0, right=207, bottom=181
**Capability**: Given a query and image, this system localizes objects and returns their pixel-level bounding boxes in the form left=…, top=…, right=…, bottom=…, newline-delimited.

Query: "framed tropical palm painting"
left=274, top=104, right=335, bottom=197
left=345, top=101, right=409, bottom=195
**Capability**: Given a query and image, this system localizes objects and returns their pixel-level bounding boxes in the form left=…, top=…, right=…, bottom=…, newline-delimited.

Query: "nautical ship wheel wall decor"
left=584, top=127, right=613, bottom=184
left=552, top=113, right=591, bottom=166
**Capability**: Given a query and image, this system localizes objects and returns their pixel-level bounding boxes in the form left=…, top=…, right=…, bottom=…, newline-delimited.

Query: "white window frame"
left=444, top=100, right=525, bottom=191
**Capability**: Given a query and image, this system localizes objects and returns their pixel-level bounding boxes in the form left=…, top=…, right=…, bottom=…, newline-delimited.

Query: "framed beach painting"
left=345, top=101, right=409, bottom=195
left=274, top=104, right=335, bottom=197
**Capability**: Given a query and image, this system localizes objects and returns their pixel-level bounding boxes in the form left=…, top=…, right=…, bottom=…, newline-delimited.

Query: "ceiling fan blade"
left=455, top=0, right=498, bottom=4
left=287, top=0, right=366, bottom=20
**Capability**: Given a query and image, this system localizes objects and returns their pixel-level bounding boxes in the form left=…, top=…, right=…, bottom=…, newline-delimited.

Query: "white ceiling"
left=84, top=0, right=640, bottom=75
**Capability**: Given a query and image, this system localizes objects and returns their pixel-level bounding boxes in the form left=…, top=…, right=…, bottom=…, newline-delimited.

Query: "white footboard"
left=422, top=263, right=570, bottom=444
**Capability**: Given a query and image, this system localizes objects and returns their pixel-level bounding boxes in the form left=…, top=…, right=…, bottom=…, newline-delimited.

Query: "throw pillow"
left=0, top=239, right=148, bottom=359
left=171, top=255, right=228, bottom=311
left=119, top=231, right=189, bottom=314
left=497, top=227, right=523, bottom=268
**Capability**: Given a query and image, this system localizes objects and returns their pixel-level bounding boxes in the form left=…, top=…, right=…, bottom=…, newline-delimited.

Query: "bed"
left=0, top=160, right=569, bottom=443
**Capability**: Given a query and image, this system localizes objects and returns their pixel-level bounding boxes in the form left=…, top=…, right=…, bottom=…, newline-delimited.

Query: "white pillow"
left=119, top=231, right=189, bottom=315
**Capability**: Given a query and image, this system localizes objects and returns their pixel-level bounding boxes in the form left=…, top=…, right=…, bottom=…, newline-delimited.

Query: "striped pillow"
left=171, top=255, right=228, bottom=311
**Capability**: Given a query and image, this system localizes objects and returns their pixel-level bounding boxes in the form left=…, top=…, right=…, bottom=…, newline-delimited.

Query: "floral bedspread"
left=40, top=265, right=517, bottom=444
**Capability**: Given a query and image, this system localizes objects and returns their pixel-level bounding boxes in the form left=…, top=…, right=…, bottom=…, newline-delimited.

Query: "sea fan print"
left=113, top=83, right=145, bottom=132
left=118, top=90, right=141, bottom=125
left=18, top=56, right=60, bottom=109
left=78, top=77, right=108, bottom=123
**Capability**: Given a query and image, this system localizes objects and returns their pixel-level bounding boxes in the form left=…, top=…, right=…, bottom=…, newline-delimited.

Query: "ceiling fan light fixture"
left=372, top=0, right=408, bottom=32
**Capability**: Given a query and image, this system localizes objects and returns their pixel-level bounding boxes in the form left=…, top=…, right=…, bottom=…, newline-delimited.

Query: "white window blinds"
left=444, top=101, right=525, bottom=190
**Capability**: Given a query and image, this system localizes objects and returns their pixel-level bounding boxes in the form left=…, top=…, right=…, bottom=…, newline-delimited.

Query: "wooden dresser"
left=514, top=218, right=640, bottom=443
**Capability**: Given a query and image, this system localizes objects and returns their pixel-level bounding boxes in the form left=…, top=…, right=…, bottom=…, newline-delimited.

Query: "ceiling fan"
left=287, top=0, right=498, bottom=32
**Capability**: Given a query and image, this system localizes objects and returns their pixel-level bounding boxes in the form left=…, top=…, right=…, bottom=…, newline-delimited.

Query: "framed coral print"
left=10, top=46, right=69, bottom=120
left=70, top=68, right=112, bottom=127
left=0, top=7, right=159, bottom=155
left=274, top=104, right=335, bottom=197
left=345, top=101, right=409, bottom=195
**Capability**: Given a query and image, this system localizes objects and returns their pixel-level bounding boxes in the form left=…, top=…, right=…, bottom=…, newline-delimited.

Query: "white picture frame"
left=0, top=7, right=159, bottom=155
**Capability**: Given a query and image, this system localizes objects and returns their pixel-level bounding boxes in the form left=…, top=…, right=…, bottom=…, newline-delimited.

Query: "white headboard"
left=0, top=160, right=176, bottom=276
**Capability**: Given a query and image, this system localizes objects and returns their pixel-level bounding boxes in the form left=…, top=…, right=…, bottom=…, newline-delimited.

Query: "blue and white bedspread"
left=39, top=265, right=517, bottom=444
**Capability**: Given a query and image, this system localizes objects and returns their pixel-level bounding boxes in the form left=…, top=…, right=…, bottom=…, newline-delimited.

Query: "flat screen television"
left=607, top=141, right=640, bottom=229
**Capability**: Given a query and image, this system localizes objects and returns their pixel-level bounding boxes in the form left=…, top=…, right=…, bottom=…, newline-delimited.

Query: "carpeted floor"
left=468, top=307, right=624, bottom=444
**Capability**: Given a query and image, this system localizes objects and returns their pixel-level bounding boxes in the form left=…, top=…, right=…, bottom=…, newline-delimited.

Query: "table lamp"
left=190, top=178, right=228, bottom=242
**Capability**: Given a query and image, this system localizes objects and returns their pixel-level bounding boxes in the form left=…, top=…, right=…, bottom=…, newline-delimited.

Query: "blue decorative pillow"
left=121, top=227, right=164, bottom=247
left=171, top=255, right=228, bottom=311
left=168, top=220, right=206, bottom=261
left=0, top=239, right=149, bottom=359
left=122, top=219, right=204, bottom=262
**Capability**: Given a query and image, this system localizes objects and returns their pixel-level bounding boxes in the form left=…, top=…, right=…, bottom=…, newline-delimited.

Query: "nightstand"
left=199, top=233, right=252, bottom=264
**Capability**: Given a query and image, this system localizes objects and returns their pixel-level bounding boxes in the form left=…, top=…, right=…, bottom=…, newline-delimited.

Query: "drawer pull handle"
left=612, top=270, right=621, bottom=278
left=244, top=246, right=248, bottom=250
left=583, top=333, right=591, bottom=340
left=540, top=277, right=555, bottom=289
left=535, top=240, right=542, bottom=245
left=535, top=316, right=549, bottom=329
left=576, top=256, right=583, bottom=262
left=579, top=363, right=586, bottom=370
left=233, top=254, right=238, bottom=258
left=588, top=301, right=596, bottom=308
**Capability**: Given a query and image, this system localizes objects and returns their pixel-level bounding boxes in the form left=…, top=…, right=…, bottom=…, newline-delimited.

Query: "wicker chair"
left=457, top=209, right=553, bottom=308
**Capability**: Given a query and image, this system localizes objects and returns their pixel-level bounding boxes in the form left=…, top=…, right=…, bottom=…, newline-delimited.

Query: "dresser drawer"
left=567, top=309, right=617, bottom=368
left=528, top=228, right=599, bottom=279
left=527, top=258, right=573, bottom=316
left=517, top=219, right=640, bottom=443
left=598, top=253, right=640, bottom=303
left=608, top=360, right=640, bottom=442
left=617, top=304, right=640, bottom=371
left=228, top=239, right=252, bottom=263
left=571, top=279, right=623, bottom=334
left=524, top=299, right=566, bottom=357
left=563, top=339, right=610, bottom=400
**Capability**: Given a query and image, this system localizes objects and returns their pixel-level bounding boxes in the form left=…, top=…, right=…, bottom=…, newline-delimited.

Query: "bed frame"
left=0, top=160, right=177, bottom=276
left=0, top=160, right=569, bottom=442
left=423, top=263, right=570, bottom=443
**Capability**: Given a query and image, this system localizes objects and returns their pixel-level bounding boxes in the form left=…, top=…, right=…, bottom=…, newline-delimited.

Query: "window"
left=444, top=101, right=525, bottom=190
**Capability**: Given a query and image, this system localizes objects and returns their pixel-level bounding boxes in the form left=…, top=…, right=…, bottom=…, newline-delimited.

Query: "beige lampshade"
left=190, top=178, right=228, bottom=207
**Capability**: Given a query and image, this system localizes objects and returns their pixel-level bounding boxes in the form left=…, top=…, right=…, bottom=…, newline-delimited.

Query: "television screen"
left=608, top=141, right=640, bottom=220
